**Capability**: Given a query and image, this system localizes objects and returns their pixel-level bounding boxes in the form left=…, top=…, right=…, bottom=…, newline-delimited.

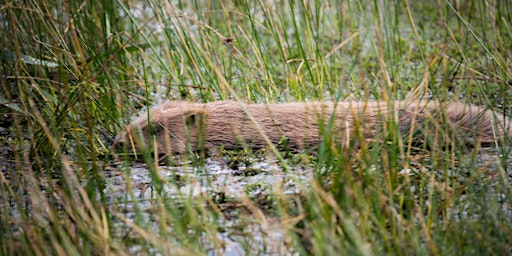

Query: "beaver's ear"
left=184, top=112, right=205, bottom=128
left=185, top=113, right=199, bottom=127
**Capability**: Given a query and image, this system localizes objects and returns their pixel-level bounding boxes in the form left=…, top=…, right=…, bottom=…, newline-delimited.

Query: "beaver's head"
left=113, top=101, right=206, bottom=155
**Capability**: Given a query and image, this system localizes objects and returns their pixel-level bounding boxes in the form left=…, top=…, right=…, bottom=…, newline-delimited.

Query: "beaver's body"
left=113, top=101, right=511, bottom=154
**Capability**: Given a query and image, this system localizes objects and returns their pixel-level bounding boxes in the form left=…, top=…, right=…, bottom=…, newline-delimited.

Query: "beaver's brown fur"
left=113, top=101, right=512, bottom=154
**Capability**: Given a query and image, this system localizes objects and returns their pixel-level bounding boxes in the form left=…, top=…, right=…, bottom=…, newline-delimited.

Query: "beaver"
left=113, top=100, right=512, bottom=154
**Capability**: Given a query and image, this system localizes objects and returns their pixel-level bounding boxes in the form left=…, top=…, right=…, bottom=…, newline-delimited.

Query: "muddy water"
left=105, top=156, right=313, bottom=255
left=104, top=148, right=512, bottom=255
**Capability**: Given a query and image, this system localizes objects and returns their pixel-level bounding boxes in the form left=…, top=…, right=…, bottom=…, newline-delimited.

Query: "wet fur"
left=113, top=101, right=512, bottom=154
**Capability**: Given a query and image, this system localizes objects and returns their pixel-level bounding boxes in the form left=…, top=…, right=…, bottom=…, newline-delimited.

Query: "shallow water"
left=105, top=156, right=311, bottom=255
left=103, top=147, right=512, bottom=254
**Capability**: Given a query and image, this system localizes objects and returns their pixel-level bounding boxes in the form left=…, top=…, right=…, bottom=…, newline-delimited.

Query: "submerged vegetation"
left=1, top=0, right=511, bottom=255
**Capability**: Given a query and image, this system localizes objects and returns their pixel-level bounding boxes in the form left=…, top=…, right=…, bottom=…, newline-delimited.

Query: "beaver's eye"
left=148, top=123, right=162, bottom=135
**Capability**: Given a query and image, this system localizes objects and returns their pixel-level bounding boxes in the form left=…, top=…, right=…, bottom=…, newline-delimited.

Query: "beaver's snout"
left=112, top=125, right=145, bottom=153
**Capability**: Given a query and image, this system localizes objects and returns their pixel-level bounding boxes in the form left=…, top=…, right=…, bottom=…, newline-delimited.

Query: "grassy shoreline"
left=1, top=0, right=511, bottom=255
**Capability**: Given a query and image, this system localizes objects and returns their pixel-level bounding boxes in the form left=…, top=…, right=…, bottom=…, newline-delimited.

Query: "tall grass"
left=1, top=0, right=511, bottom=255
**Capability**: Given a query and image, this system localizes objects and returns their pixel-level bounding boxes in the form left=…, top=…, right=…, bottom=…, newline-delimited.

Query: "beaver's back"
left=113, top=101, right=511, bottom=154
